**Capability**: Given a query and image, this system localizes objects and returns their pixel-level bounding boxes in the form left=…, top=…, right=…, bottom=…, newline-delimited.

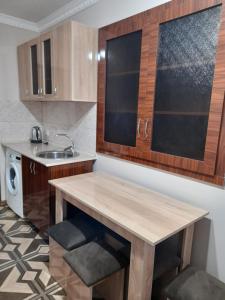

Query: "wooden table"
left=49, top=172, right=208, bottom=300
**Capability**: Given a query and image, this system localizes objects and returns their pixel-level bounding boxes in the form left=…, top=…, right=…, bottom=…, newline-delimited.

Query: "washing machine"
left=5, top=148, right=24, bottom=218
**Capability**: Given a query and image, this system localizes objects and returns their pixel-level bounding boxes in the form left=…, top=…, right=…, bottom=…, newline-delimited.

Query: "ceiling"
left=0, top=0, right=77, bottom=22
left=0, top=0, right=98, bottom=32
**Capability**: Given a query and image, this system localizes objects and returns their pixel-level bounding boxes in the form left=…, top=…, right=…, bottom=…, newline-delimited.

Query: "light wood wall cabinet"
left=97, top=0, right=225, bottom=185
left=17, top=21, right=98, bottom=102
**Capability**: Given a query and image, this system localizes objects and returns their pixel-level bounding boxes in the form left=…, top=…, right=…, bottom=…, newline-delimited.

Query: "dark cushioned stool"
left=164, top=266, right=225, bottom=300
left=49, top=213, right=102, bottom=289
left=64, top=240, right=129, bottom=300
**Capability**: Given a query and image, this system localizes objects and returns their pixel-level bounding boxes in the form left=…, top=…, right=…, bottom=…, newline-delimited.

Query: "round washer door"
left=6, top=163, right=19, bottom=196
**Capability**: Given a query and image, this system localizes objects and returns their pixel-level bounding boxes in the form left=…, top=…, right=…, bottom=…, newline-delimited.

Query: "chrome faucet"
left=55, top=133, right=75, bottom=154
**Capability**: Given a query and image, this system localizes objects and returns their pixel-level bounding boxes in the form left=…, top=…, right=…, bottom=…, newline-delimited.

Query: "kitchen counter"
left=3, top=141, right=97, bottom=167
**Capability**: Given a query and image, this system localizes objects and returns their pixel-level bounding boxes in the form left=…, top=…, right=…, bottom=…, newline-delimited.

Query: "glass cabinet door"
left=42, top=38, right=53, bottom=95
left=29, top=41, right=40, bottom=97
left=41, top=33, right=54, bottom=96
left=151, top=6, right=221, bottom=160
left=104, top=31, right=142, bottom=147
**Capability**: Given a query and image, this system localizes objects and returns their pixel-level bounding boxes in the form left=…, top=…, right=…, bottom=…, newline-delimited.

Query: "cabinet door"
left=17, top=42, right=31, bottom=101
left=40, top=32, right=55, bottom=98
left=52, top=22, right=72, bottom=101
left=27, top=37, right=43, bottom=100
left=141, top=0, right=225, bottom=176
left=22, top=157, right=49, bottom=232
left=97, top=14, right=150, bottom=156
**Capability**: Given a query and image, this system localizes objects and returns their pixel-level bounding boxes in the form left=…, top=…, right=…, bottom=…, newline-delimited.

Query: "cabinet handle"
left=137, top=119, right=142, bottom=138
left=144, top=120, right=149, bottom=139
left=29, top=162, right=33, bottom=174
left=38, top=88, right=43, bottom=96
left=33, top=163, right=36, bottom=175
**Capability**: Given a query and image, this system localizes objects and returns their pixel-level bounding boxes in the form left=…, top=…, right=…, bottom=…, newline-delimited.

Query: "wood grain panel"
left=72, top=22, right=98, bottom=102
left=17, top=42, right=31, bottom=101
left=22, top=156, right=49, bottom=232
left=128, top=238, right=155, bottom=300
left=180, top=224, right=195, bottom=270
left=49, top=237, right=71, bottom=289
left=18, top=21, right=97, bottom=102
left=66, top=270, right=92, bottom=300
left=22, top=156, right=94, bottom=232
left=95, top=270, right=125, bottom=300
left=25, top=37, right=43, bottom=101
left=141, top=0, right=225, bottom=176
left=40, top=30, right=55, bottom=99
left=97, top=0, right=225, bottom=184
left=97, top=12, right=149, bottom=157
left=50, top=172, right=208, bottom=246
left=52, top=21, right=72, bottom=101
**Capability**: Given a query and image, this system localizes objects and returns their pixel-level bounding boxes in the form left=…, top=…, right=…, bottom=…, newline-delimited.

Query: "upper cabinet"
left=17, top=21, right=98, bottom=102
left=97, top=13, right=149, bottom=158
left=97, top=0, right=225, bottom=185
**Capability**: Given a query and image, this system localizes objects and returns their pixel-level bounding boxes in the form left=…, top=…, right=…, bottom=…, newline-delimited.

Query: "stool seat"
left=64, top=240, right=129, bottom=287
left=164, top=266, right=225, bottom=300
left=48, top=213, right=101, bottom=251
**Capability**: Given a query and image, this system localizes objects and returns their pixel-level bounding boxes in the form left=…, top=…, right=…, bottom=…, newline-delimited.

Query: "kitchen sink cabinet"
left=97, top=0, right=225, bottom=185
left=17, top=21, right=98, bottom=102
left=22, top=156, right=94, bottom=232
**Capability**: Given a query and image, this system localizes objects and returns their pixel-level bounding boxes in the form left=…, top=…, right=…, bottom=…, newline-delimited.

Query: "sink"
left=36, top=150, right=79, bottom=159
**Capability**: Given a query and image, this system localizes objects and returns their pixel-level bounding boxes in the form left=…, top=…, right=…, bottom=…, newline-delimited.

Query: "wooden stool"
left=64, top=240, right=129, bottom=300
left=48, top=214, right=102, bottom=288
left=164, top=266, right=225, bottom=300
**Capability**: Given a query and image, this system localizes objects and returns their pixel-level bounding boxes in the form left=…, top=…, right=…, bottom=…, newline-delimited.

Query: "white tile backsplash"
left=42, top=102, right=97, bottom=154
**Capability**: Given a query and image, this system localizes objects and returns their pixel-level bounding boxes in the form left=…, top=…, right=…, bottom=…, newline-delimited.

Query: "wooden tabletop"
left=49, top=172, right=208, bottom=246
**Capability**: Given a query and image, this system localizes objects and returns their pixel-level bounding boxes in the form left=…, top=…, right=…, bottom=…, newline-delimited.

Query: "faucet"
left=55, top=133, right=75, bottom=154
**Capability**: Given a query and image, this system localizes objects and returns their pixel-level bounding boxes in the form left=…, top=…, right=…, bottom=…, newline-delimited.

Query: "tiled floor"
left=0, top=204, right=65, bottom=300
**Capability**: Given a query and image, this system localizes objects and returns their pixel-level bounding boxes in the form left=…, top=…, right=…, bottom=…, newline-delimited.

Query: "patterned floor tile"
left=0, top=205, right=66, bottom=300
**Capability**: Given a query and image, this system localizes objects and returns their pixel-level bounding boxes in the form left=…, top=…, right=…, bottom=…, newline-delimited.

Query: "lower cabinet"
left=22, top=156, right=94, bottom=232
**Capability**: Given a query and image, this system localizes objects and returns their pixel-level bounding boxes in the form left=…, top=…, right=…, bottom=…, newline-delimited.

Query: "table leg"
left=55, top=189, right=63, bottom=224
left=180, top=224, right=195, bottom=270
left=127, top=237, right=155, bottom=300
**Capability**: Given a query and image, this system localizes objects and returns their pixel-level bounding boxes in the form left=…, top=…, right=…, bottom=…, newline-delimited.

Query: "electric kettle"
left=30, top=126, right=42, bottom=144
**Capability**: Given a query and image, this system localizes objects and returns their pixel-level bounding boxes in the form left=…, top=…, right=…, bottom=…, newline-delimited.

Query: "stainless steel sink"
left=36, top=150, right=79, bottom=159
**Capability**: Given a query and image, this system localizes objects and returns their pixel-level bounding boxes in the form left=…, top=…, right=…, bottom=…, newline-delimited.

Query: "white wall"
left=0, top=24, right=41, bottom=200
left=70, top=0, right=225, bottom=282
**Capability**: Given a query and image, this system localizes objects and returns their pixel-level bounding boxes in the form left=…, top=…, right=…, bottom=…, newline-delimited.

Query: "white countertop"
left=3, top=141, right=97, bottom=167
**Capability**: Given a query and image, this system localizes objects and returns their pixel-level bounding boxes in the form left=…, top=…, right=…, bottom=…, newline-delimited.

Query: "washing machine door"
left=6, top=163, right=19, bottom=196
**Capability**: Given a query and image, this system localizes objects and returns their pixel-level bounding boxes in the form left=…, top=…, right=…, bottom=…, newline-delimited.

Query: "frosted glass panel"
left=43, top=39, right=52, bottom=95
left=31, top=45, right=38, bottom=95
left=104, top=31, right=142, bottom=146
left=152, top=6, right=221, bottom=160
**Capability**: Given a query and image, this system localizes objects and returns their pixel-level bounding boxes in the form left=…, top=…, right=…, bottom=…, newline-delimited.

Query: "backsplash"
left=42, top=102, right=97, bottom=154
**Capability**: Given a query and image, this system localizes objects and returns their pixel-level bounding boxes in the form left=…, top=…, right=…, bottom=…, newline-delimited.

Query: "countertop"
left=49, top=172, right=208, bottom=246
left=3, top=141, right=97, bottom=167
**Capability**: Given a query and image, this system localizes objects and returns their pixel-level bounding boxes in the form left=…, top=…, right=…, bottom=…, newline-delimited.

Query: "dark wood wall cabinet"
left=22, top=156, right=94, bottom=232
left=97, top=0, right=225, bottom=186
